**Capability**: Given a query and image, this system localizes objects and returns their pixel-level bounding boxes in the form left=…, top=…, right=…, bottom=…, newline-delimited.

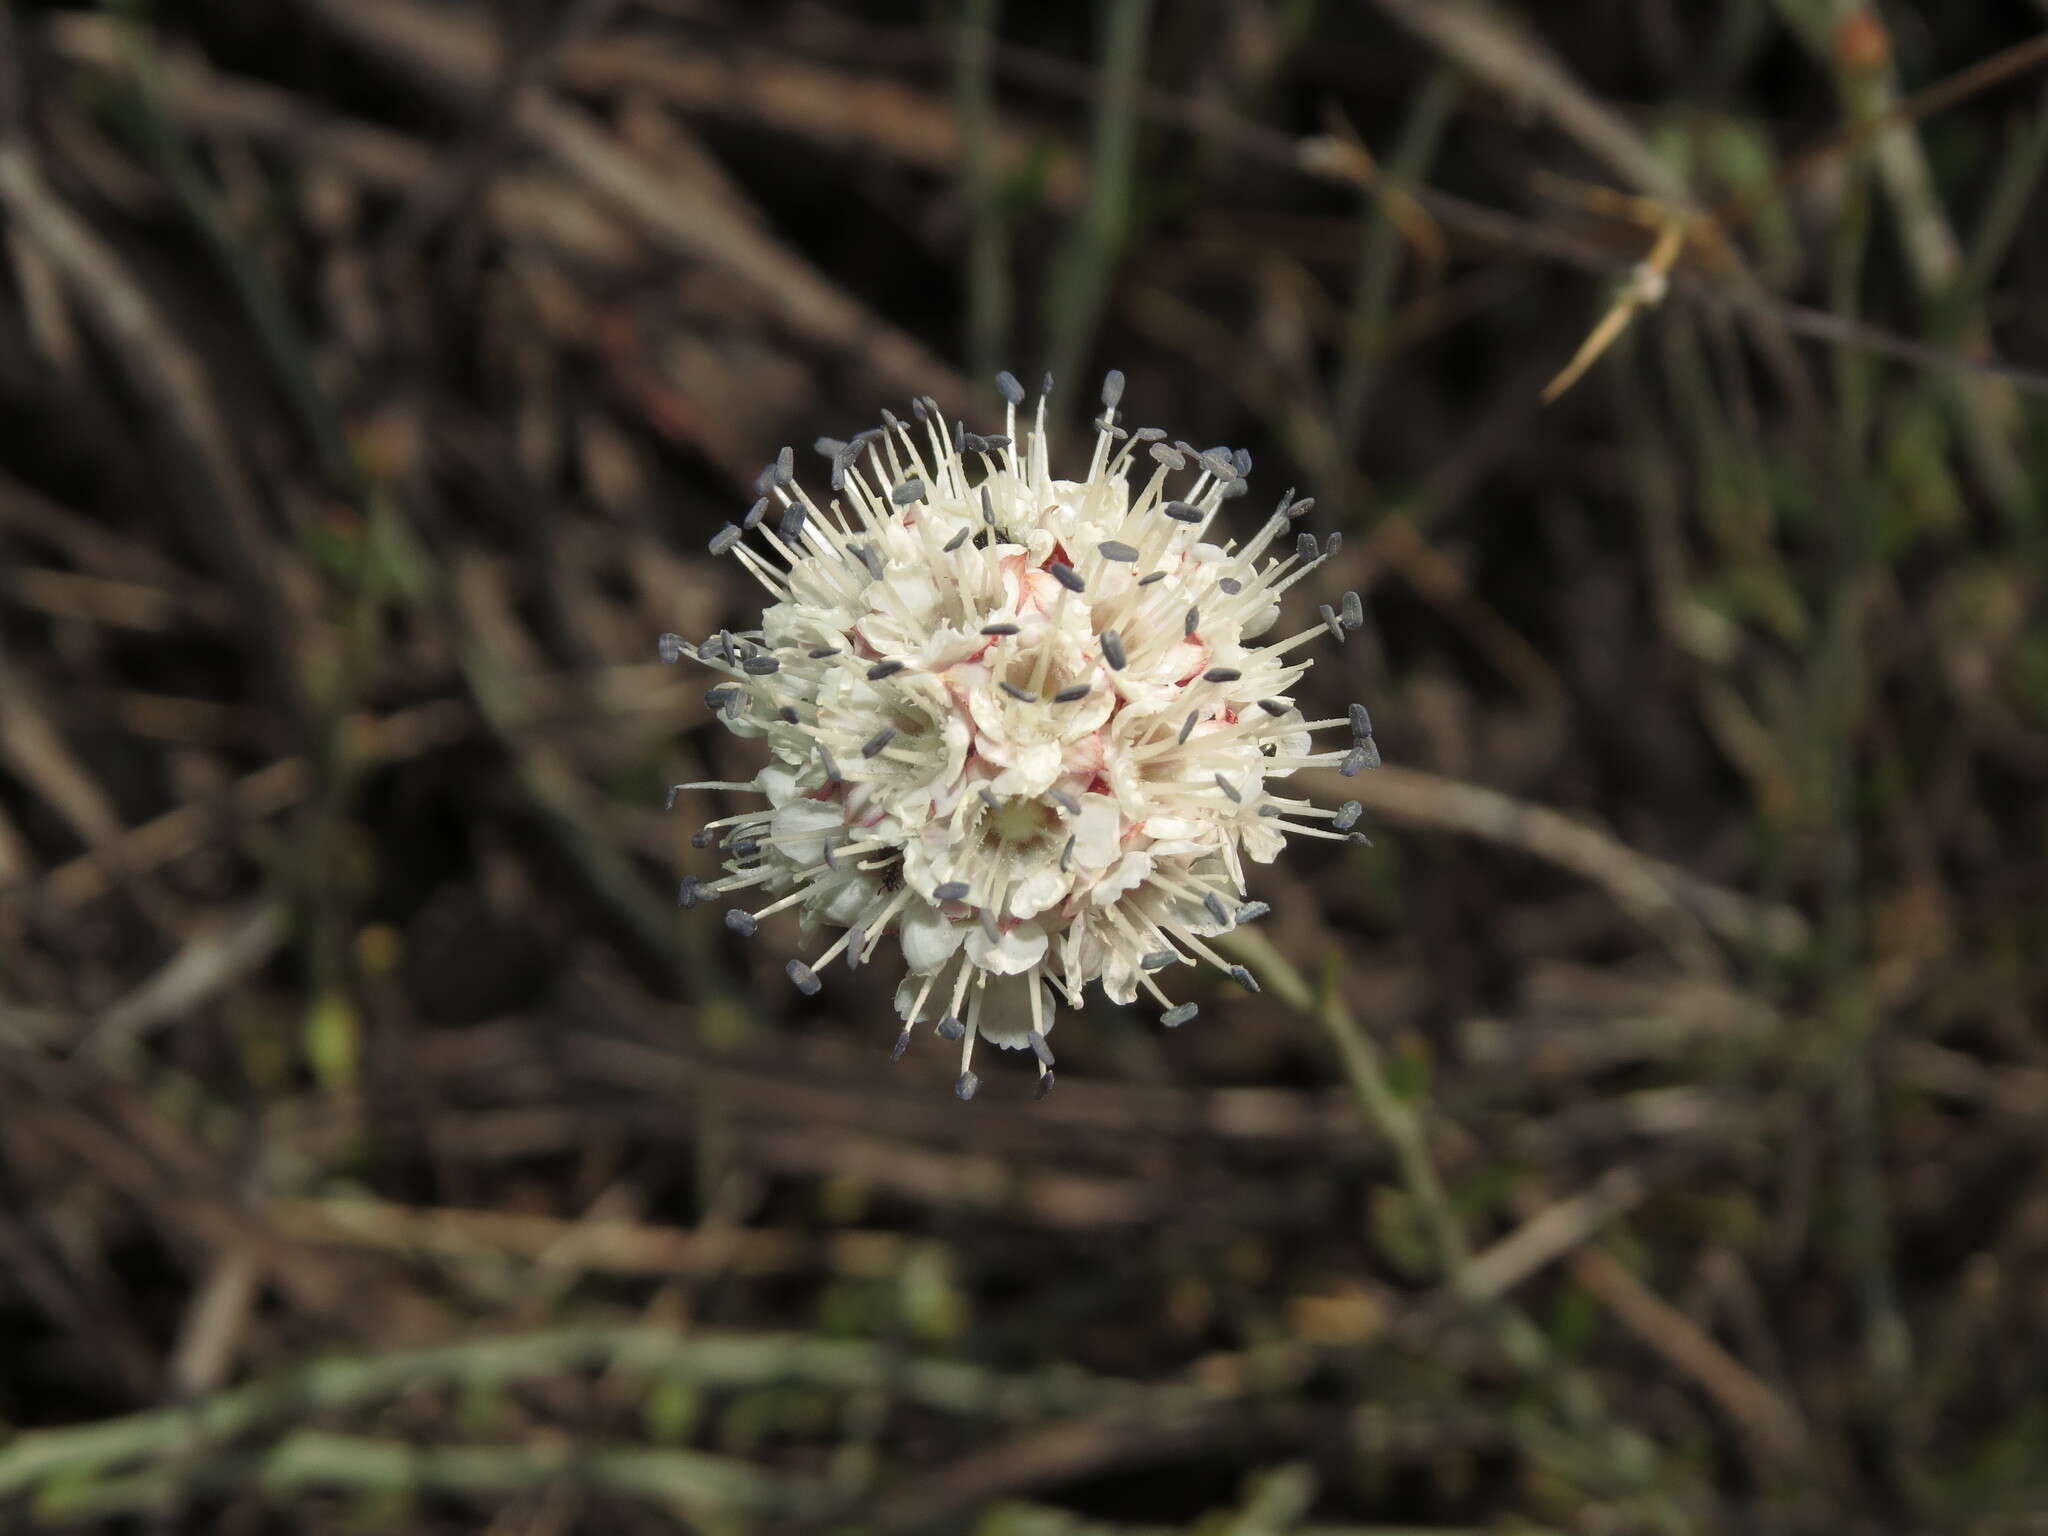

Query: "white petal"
left=770, top=799, right=845, bottom=866
left=900, top=900, right=965, bottom=970
left=974, top=972, right=1049, bottom=1048
left=1071, top=795, right=1121, bottom=870
left=966, top=918, right=1048, bottom=975
left=1090, top=850, right=1153, bottom=904
left=1009, top=866, right=1069, bottom=921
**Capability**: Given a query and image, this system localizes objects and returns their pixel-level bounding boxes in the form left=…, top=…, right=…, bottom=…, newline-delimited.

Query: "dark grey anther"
left=724, top=909, right=758, bottom=937
left=1341, top=591, right=1365, bottom=630
left=980, top=433, right=1011, bottom=450
left=955, top=1071, right=981, bottom=1101
left=1203, top=891, right=1232, bottom=926
left=1340, top=743, right=1378, bottom=776
left=1048, top=789, right=1080, bottom=815
left=778, top=706, right=800, bottom=725
left=1178, top=710, right=1200, bottom=744
left=944, top=527, right=972, bottom=552
left=1257, top=804, right=1283, bottom=817
left=1035, top=1070, right=1056, bottom=1100
left=808, top=645, right=842, bottom=659
left=1220, top=577, right=1243, bottom=595
left=934, top=881, right=971, bottom=902
left=1236, top=901, right=1271, bottom=923
left=658, top=633, right=685, bottom=664
left=742, top=655, right=781, bottom=676
left=1101, top=369, right=1125, bottom=409
left=1141, top=950, right=1176, bottom=970
left=845, top=927, right=865, bottom=969
left=1150, top=444, right=1187, bottom=470
left=1349, top=830, right=1375, bottom=846
left=677, top=875, right=702, bottom=909
left=891, top=1027, right=912, bottom=1062
left=743, top=497, right=770, bottom=531
left=1139, top=571, right=1167, bottom=586
left=729, top=838, right=760, bottom=859
left=996, top=370, right=1025, bottom=405
left=1100, top=631, right=1127, bottom=670
left=1258, top=698, right=1288, bottom=717
left=788, top=960, right=821, bottom=996
left=709, top=523, right=743, bottom=555
left=1184, top=606, right=1201, bottom=638
left=1320, top=604, right=1347, bottom=643
left=752, top=463, right=778, bottom=497
left=1162, top=1002, right=1198, bottom=1028
left=862, top=726, right=897, bottom=758
left=1048, top=562, right=1085, bottom=593
left=818, top=743, right=843, bottom=783
left=1228, top=964, right=1260, bottom=993
left=981, top=622, right=1020, bottom=636
left=1052, top=684, right=1091, bottom=704
left=1060, top=834, right=1075, bottom=872
left=867, top=660, right=905, bottom=681
left=1349, top=703, right=1374, bottom=740
left=691, top=828, right=717, bottom=848
left=704, top=685, right=739, bottom=710
left=782, top=505, right=808, bottom=542
left=1287, top=496, right=1316, bottom=520
left=1134, top=426, right=1166, bottom=442
left=1029, top=1031, right=1055, bottom=1067
left=855, top=544, right=886, bottom=581
left=665, top=785, right=683, bottom=811
left=814, top=435, right=847, bottom=459
left=1332, top=801, right=1362, bottom=831
left=1098, top=540, right=1140, bottom=563
left=1163, top=500, right=1203, bottom=523
left=999, top=680, right=1037, bottom=703
left=1213, top=774, right=1242, bottom=804
left=1202, top=667, right=1241, bottom=684
left=1296, top=532, right=1319, bottom=562
left=980, top=487, right=996, bottom=525
left=1041, top=371, right=1055, bottom=396
left=937, top=1015, right=966, bottom=1041
left=776, top=445, right=795, bottom=483
left=1200, top=449, right=1238, bottom=480
left=961, top=431, right=985, bottom=454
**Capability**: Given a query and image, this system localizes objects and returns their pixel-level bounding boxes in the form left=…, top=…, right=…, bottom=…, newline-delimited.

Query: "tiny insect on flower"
left=664, top=372, right=1374, bottom=1097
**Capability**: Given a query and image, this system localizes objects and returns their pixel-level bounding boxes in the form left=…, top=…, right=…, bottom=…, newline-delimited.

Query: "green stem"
left=1043, top=0, right=1153, bottom=394
left=956, top=0, right=1010, bottom=385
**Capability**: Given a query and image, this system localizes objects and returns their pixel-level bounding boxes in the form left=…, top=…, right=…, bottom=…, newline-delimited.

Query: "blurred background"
left=2, top=0, right=2047, bottom=1530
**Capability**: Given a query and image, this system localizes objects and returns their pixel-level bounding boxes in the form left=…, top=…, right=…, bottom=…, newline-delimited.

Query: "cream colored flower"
left=668, top=372, right=1376, bottom=1098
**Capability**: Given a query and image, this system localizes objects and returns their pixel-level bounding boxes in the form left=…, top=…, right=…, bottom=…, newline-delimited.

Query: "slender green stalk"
left=1043, top=0, right=1153, bottom=395
left=1821, top=76, right=1912, bottom=1405
left=956, top=0, right=1010, bottom=385
left=1332, top=68, right=1460, bottom=454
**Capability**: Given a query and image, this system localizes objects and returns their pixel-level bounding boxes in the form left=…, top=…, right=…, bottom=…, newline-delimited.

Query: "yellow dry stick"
left=1541, top=214, right=1686, bottom=403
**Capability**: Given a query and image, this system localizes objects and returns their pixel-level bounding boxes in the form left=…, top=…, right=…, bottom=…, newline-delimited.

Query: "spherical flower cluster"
left=666, top=371, right=1377, bottom=1098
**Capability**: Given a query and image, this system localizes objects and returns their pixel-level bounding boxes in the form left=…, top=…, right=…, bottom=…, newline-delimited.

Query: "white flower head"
left=667, top=370, right=1378, bottom=1099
